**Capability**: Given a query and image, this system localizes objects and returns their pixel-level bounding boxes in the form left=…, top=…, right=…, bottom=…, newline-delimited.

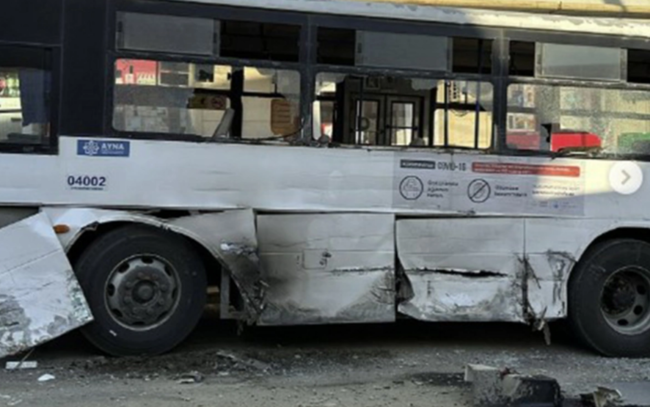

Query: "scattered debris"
left=177, top=371, right=204, bottom=384
left=581, top=383, right=650, bottom=407
left=5, top=361, right=37, bottom=370
left=586, top=387, right=624, bottom=407
left=216, top=351, right=272, bottom=372
left=464, top=364, right=561, bottom=407
left=37, top=374, right=55, bottom=382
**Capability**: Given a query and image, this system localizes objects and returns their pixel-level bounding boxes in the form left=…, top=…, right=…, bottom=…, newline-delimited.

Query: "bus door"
left=349, top=94, right=423, bottom=146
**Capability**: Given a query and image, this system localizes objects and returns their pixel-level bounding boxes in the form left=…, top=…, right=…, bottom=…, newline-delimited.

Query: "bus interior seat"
left=212, top=108, right=235, bottom=139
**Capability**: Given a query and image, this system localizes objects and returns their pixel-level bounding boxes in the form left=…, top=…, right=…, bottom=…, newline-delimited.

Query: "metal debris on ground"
left=464, top=364, right=562, bottom=407
left=581, top=383, right=650, bottom=407
left=216, top=351, right=272, bottom=372
left=5, top=361, right=38, bottom=370
left=37, top=374, right=55, bottom=382
left=177, top=371, right=205, bottom=384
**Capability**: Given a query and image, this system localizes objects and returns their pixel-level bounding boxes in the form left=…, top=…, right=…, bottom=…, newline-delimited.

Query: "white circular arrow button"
left=609, top=162, right=643, bottom=195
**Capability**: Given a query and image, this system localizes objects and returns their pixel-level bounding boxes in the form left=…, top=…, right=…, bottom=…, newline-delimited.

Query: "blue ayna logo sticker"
left=77, top=139, right=130, bottom=157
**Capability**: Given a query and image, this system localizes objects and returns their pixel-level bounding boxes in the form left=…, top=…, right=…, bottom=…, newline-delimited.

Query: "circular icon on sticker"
left=468, top=179, right=491, bottom=203
left=400, top=176, right=424, bottom=201
left=609, top=161, right=643, bottom=195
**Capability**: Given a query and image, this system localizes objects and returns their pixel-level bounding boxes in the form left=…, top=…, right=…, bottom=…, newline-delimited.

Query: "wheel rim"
left=600, top=266, right=650, bottom=335
left=104, top=255, right=181, bottom=331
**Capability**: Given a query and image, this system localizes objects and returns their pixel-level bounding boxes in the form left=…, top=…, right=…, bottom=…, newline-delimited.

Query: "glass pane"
left=433, top=80, right=494, bottom=148
left=452, top=38, right=493, bottom=75
left=506, top=83, right=650, bottom=155
left=113, top=59, right=301, bottom=140
left=113, top=59, right=231, bottom=138
left=0, top=67, right=51, bottom=145
left=317, top=28, right=356, bottom=66
left=391, top=103, right=415, bottom=146
left=221, top=21, right=300, bottom=62
left=354, top=100, right=379, bottom=145
left=356, top=31, right=449, bottom=71
left=119, top=12, right=217, bottom=56
left=538, top=43, right=622, bottom=81
left=314, top=73, right=440, bottom=147
left=244, top=68, right=300, bottom=95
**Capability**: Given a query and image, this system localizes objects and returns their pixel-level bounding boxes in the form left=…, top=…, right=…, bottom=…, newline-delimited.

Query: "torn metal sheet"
left=44, top=207, right=266, bottom=322
left=256, top=214, right=395, bottom=325
left=396, top=218, right=525, bottom=322
left=170, top=210, right=266, bottom=321
left=524, top=219, right=610, bottom=320
left=0, top=213, right=92, bottom=358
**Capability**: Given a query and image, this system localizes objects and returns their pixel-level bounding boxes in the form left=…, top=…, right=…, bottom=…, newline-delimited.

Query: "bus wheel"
left=569, top=239, right=650, bottom=357
left=74, top=224, right=207, bottom=356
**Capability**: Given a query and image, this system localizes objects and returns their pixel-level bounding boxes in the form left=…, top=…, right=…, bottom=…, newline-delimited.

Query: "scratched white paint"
left=0, top=213, right=92, bottom=358
left=167, top=0, right=650, bottom=39
left=256, top=214, right=395, bottom=325
left=396, top=218, right=525, bottom=322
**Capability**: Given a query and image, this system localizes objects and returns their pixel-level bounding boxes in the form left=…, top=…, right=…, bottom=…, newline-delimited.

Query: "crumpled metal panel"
left=396, top=218, right=526, bottom=322
left=256, top=214, right=396, bottom=325
left=0, top=213, right=93, bottom=358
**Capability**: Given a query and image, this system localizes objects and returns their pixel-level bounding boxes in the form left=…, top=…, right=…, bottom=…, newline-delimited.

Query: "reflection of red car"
left=507, top=130, right=602, bottom=152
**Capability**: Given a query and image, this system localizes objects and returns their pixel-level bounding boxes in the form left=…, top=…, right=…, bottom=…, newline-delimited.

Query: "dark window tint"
left=317, top=28, right=356, bottom=66
left=628, top=49, right=650, bottom=84
left=355, top=31, right=450, bottom=71
left=452, top=38, right=492, bottom=74
left=118, top=13, right=217, bottom=56
left=509, top=41, right=535, bottom=77
left=220, top=21, right=300, bottom=62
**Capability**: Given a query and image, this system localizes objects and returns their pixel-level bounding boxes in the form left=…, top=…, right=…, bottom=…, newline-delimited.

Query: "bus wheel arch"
left=63, top=213, right=258, bottom=356
left=568, top=227, right=650, bottom=357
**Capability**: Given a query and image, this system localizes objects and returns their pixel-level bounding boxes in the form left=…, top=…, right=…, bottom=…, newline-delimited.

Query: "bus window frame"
left=0, top=42, right=61, bottom=155
left=106, top=0, right=309, bottom=142
left=499, top=34, right=650, bottom=158
left=102, top=0, right=650, bottom=160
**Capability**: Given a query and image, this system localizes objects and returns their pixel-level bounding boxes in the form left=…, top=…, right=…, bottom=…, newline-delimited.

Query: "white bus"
left=2, top=0, right=650, bottom=358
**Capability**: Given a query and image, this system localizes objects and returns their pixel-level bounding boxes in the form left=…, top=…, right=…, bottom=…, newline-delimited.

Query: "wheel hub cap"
left=601, top=267, right=650, bottom=335
left=105, top=256, right=180, bottom=330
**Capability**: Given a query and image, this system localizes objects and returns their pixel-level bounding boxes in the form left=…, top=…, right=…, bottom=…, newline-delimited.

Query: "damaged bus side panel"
left=0, top=213, right=92, bottom=358
left=2, top=206, right=649, bottom=357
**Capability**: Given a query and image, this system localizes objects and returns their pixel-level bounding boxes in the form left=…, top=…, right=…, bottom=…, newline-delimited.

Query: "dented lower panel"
left=256, top=214, right=396, bottom=325
left=0, top=213, right=93, bottom=358
left=396, top=218, right=526, bottom=322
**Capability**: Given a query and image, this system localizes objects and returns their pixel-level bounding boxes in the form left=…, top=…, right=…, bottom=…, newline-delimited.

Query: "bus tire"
left=569, top=238, right=650, bottom=357
left=74, top=224, right=207, bottom=356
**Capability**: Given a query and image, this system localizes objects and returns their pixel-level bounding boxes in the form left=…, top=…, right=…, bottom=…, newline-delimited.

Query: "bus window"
left=537, top=43, right=624, bottom=82
left=314, top=73, right=432, bottom=146
left=112, top=59, right=300, bottom=140
left=433, top=80, right=494, bottom=148
left=453, top=38, right=493, bottom=75
left=628, top=49, right=650, bottom=85
left=221, top=21, right=300, bottom=62
left=118, top=13, right=218, bottom=56
left=242, top=68, right=300, bottom=139
left=317, top=27, right=450, bottom=71
left=0, top=46, right=52, bottom=147
left=506, top=83, right=650, bottom=154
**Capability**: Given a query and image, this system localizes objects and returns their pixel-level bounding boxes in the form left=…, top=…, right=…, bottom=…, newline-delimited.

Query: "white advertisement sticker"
left=394, top=155, right=585, bottom=216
